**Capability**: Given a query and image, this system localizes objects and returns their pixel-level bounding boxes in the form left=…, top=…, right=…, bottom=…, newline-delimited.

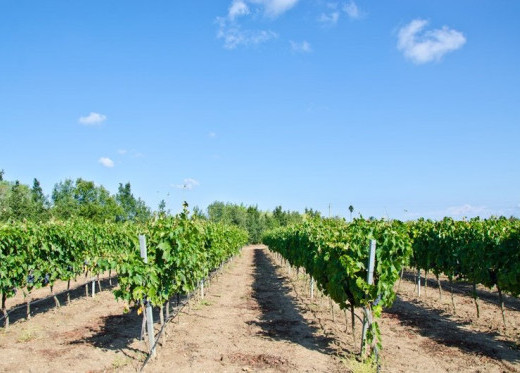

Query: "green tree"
left=52, top=178, right=121, bottom=222
left=31, top=178, right=49, bottom=221
left=246, top=205, right=266, bottom=243
left=0, top=180, right=10, bottom=219
left=51, top=179, right=78, bottom=219
left=8, top=181, right=33, bottom=221
left=207, top=201, right=229, bottom=224
left=272, top=206, right=287, bottom=227
left=158, top=199, right=167, bottom=216
left=192, top=206, right=206, bottom=220
left=115, top=182, right=151, bottom=222
left=304, top=207, right=321, bottom=218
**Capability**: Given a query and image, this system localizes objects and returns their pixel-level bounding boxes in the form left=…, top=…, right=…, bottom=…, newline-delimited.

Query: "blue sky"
left=1, top=1, right=519, bottom=220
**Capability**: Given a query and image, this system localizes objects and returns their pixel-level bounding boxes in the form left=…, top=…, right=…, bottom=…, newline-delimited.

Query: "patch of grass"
left=17, top=328, right=39, bottom=343
left=111, top=356, right=130, bottom=369
left=192, top=299, right=212, bottom=310
left=346, top=356, right=377, bottom=373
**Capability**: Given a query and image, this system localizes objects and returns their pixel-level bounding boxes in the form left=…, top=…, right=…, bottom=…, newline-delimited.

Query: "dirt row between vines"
left=1, top=245, right=519, bottom=372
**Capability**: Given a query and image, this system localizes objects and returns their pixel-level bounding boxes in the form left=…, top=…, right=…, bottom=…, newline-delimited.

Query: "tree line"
left=0, top=169, right=330, bottom=243
left=0, top=169, right=151, bottom=223
left=202, top=202, right=322, bottom=243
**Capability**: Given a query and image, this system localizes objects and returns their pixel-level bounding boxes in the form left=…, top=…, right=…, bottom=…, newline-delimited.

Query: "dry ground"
left=0, top=246, right=519, bottom=372
left=278, top=261, right=520, bottom=372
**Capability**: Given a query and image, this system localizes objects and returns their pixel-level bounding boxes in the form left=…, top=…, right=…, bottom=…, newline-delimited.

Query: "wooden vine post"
left=417, top=268, right=421, bottom=297
left=1, top=292, right=8, bottom=329
left=139, top=235, right=156, bottom=357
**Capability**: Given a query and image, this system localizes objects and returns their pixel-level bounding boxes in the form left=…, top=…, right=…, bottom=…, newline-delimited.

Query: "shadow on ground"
left=401, top=270, right=520, bottom=312
left=386, top=296, right=520, bottom=365
left=67, top=312, right=147, bottom=361
left=247, top=247, right=336, bottom=354
left=1, top=277, right=118, bottom=327
left=67, top=293, right=191, bottom=361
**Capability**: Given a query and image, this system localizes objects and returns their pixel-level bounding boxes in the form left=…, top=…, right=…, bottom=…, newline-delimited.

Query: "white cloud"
left=397, top=19, right=466, bottom=64
left=98, top=157, right=114, bottom=168
left=229, top=0, right=250, bottom=20
left=172, top=178, right=200, bottom=190
left=117, top=149, right=127, bottom=155
left=217, top=17, right=278, bottom=49
left=259, top=0, right=300, bottom=18
left=209, top=132, right=217, bottom=138
left=79, top=112, right=107, bottom=125
left=225, top=0, right=299, bottom=19
left=343, top=1, right=360, bottom=19
left=318, top=1, right=363, bottom=26
left=319, top=11, right=339, bottom=25
left=217, top=0, right=298, bottom=49
left=290, top=40, right=312, bottom=53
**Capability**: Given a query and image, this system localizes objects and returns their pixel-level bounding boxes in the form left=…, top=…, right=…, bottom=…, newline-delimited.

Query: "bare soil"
left=277, top=262, right=520, bottom=373
left=0, top=246, right=519, bottom=373
left=143, top=245, right=345, bottom=372
left=382, top=272, right=520, bottom=372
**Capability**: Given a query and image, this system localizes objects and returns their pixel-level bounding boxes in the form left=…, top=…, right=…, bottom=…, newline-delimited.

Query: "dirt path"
left=144, top=245, right=344, bottom=372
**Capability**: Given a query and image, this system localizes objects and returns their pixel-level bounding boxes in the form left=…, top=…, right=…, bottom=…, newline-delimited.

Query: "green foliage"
left=0, top=179, right=49, bottom=222
left=410, top=217, right=520, bottom=296
left=0, top=207, right=247, bottom=314
left=51, top=178, right=123, bottom=222
left=115, top=182, right=151, bottom=223
left=263, top=217, right=412, bottom=351
left=207, top=201, right=303, bottom=243
left=31, top=179, right=50, bottom=221
left=0, top=220, right=137, bottom=300
left=114, top=205, right=248, bottom=306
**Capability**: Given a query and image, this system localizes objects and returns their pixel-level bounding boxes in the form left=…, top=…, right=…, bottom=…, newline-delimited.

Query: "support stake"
left=361, top=239, right=376, bottom=356
left=140, top=235, right=156, bottom=357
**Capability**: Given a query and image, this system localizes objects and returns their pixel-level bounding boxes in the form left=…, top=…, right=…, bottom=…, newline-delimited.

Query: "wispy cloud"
left=98, top=157, right=114, bottom=168
left=258, top=0, right=300, bottom=18
left=217, top=17, right=278, bottom=49
left=172, top=178, right=200, bottom=190
left=318, top=11, right=339, bottom=26
left=209, top=132, right=217, bottom=138
left=79, top=112, right=107, bottom=125
left=229, top=0, right=250, bottom=20
left=397, top=19, right=466, bottom=64
left=318, top=1, right=363, bottom=26
left=217, top=0, right=299, bottom=49
left=290, top=40, right=312, bottom=53
left=217, top=0, right=363, bottom=49
left=343, top=1, right=360, bottom=19
left=117, top=149, right=127, bottom=155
